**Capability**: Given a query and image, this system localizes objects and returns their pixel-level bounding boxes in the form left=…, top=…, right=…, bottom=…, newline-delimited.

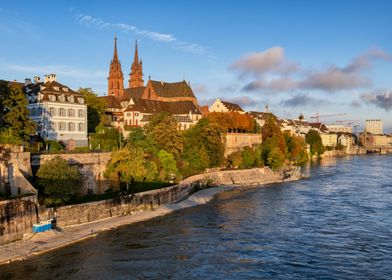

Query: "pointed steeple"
left=108, top=36, right=124, bottom=98
left=133, top=40, right=139, bottom=64
left=113, top=36, right=119, bottom=61
left=129, top=40, right=144, bottom=88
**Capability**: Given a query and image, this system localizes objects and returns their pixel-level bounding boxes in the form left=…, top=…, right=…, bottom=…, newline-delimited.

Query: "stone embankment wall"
left=0, top=166, right=300, bottom=245
left=0, top=196, right=42, bottom=245
left=31, top=152, right=112, bottom=194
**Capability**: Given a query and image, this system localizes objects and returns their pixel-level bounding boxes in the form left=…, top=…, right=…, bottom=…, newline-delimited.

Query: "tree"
left=126, top=127, right=158, bottom=155
left=157, top=150, right=178, bottom=181
left=227, top=150, right=242, bottom=168
left=37, top=156, right=81, bottom=206
left=0, top=81, right=35, bottom=143
left=104, top=147, right=147, bottom=191
left=305, top=129, right=324, bottom=157
left=78, top=88, right=106, bottom=133
left=207, top=112, right=255, bottom=132
left=298, top=113, right=304, bottom=123
left=240, top=146, right=257, bottom=168
left=90, top=124, right=121, bottom=151
left=145, top=113, right=183, bottom=157
left=267, top=147, right=285, bottom=170
left=284, top=133, right=308, bottom=164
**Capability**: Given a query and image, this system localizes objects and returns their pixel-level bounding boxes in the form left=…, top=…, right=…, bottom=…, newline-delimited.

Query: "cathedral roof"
left=122, top=87, right=145, bottom=101
left=99, top=95, right=121, bottom=108
left=124, top=98, right=202, bottom=115
left=149, top=80, right=195, bottom=99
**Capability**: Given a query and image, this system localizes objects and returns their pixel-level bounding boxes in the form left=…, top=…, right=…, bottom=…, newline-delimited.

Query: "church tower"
left=108, top=36, right=124, bottom=98
left=128, top=41, right=144, bottom=88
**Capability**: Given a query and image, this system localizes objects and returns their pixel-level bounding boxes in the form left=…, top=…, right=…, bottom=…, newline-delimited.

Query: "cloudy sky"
left=1, top=0, right=391, bottom=132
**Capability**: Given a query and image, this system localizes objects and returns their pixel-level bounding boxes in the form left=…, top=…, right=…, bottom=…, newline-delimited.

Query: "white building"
left=365, top=119, right=383, bottom=135
left=24, top=74, right=88, bottom=147
left=320, top=133, right=338, bottom=147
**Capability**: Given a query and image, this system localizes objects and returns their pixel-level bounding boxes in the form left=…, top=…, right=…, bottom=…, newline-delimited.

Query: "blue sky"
left=1, top=0, right=392, bottom=132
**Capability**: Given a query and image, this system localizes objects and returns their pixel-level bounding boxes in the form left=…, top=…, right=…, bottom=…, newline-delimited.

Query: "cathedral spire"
left=108, top=36, right=124, bottom=98
left=129, top=40, right=144, bottom=88
left=113, top=36, right=119, bottom=61
left=133, top=40, right=139, bottom=64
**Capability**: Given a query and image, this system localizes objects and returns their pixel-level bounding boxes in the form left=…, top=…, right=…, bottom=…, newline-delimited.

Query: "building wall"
left=365, top=119, right=383, bottom=135
left=222, top=133, right=262, bottom=157
left=28, top=101, right=88, bottom=147
left=209, top=99, right=228, bottom=113
left=327, top=125, right=352, bottom=133
left=320, top=133, right=338, bottom=147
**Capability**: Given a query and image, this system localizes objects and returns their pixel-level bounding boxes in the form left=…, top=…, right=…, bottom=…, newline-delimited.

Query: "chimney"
left=33, top=76, right=41, bottom=84
left=49, top=73, right=57, bottom=82
left=44, top=74, right=50, bottom=83
left=24, top=78, right=32, bottom=86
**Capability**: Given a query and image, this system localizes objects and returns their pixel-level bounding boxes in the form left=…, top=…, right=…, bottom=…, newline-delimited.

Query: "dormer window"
left=49, top=95, right=56, bottom=101
left=59, top=94, right=66, bottom=102
left=53, top=86, right=59, bottom=91
left=38, top=93, right=43, bottom=101
left=63, top=87, right=69, bottom=92
left=68, top=95, right=75, bottom=103
left=77, top=98, right=84, bottom=104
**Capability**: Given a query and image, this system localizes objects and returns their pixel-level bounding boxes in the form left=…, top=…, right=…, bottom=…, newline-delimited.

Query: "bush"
left=267, top=148, right=285, bottom=170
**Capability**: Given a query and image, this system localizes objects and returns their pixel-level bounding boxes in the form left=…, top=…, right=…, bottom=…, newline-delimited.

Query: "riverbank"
left=0, top=167, right=302, bottom=265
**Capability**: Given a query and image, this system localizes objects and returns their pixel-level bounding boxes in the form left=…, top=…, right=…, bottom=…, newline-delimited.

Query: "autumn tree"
left=157, top=149, right=179, bottom=181
left=37, top=156, right=81, bottom=206
left=284, top=133, right=308, bottom=164
left=78, top=88, right=106, bottom=133
left=207, top=112, right=255, bottom=132
left=145, top=113, right=183, bottom=157
left=104, top=147, right=147, bottom=191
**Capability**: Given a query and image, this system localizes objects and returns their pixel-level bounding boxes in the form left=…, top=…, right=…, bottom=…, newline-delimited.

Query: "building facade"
left=23, top=75, right=88, bottom=147
left=365, top=119, right=383, bottom=135
left=209, top=98, right=245, bottom=114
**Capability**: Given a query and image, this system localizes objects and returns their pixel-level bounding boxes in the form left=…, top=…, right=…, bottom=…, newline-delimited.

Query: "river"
left=1, top=155, right=392, bottom=279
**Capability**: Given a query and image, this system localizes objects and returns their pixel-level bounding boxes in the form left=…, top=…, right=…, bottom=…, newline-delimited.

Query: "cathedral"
left=100, top=37, right=202, bottom=134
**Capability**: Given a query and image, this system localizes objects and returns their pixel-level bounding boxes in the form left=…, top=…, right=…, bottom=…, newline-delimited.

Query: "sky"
left=1, top=0, right=392, bottom=132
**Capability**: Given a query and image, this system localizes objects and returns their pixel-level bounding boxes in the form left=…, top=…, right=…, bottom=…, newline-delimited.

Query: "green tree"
left=0, top=81, right=35, bottom=143
left=261, top=116, right=287, bottom=155
left=37, top=156, right=81, bottom=206
left=284, top=133, right=308, bottom=164
left=305, top=129, right=324, bottom=157
left=240, top=146, right=256, bottom=168
left=90, top=124, right=121, bottom=151
left=227, top=150, right=242, bottom=168
left=157, top=149, right=178, bottom=181
left=267, top=147, right=285, bottom=170
left=126, top=127, right=158, bottom=155
left=104, top=147, right=147, bottom=191
left=145, top=113, right=183, bottom=157
left=78, top=88, right=106, bottom=133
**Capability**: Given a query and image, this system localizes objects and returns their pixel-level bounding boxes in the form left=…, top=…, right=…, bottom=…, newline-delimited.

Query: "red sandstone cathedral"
left=100, top=37, right=201, bottom=132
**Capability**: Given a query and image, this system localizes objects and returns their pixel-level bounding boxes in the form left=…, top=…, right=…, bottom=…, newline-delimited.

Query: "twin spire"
left=108, top=36, right=144, bottom=98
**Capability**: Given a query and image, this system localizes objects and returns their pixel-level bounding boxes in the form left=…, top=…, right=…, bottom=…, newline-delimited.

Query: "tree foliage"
left=0, top=81, right=35, bottom=143
left=37, top=156, right=81, bottom=206
left=145, top=113, right=183, bottom=157
left=157, top=149, right=179, bottom=181
left=78, top=88, right=106, bottom=133
left=90, top=124, right=121, bottom=151
left=284, top=133, right=308, bottom=164
left=305, top=129, right=324, bottom=157
left=104, top=147, right=147, bottom=191
left=267, top=147, right=286, bottom=170
left=207, top=112, right=255, bottom=132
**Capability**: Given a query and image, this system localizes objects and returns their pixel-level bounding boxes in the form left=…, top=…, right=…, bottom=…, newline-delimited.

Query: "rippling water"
left=2, top=155, right=392, bottom=279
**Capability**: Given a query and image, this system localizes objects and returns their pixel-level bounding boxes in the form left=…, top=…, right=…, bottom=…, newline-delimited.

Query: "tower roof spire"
left=133, top=40, right=139, bottom=64
left=113, top=36, right=119, bottom=61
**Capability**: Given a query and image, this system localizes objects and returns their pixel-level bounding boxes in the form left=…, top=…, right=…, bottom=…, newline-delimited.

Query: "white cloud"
left=76, top=14, right=205, bottom=54
left=361, top=90, right=392, bottom=111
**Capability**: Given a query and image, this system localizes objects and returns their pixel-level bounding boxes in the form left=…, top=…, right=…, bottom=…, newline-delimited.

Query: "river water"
left=2, top=155, right=392, bottom=279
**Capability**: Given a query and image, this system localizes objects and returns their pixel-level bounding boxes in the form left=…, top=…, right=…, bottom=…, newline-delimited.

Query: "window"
left=68, top=95, right=74, bottom=102
left=59, top=94, right=65, bottom=102
left=49, top=107, right=56, bottom=116
left=135, top=113, right=139, bottom=116
left=31, top=108, right=36, bottom=116
left=59, top=122, right=66, bottom=131
left=68, top=108, right=75, bottom=117
left=127, top=113, right=131, bottom=117
left=78, top=123, right=84, bottom=131
left=68, top=122, right=75, bottom=131
left=50, top=122, right=56, bottom=130
left=77, top=98, right=84, bottom=104
left=49, top=95, right=56, bottom=101
left=78, top=109, right=84, bottom=118
left=37, top=107, right=42, bottom=115
left=59, top=108, right=65, bottom=116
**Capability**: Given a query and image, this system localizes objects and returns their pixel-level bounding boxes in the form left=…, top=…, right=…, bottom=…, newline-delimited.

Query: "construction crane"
left=310, top=113, right=346, bottom=123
